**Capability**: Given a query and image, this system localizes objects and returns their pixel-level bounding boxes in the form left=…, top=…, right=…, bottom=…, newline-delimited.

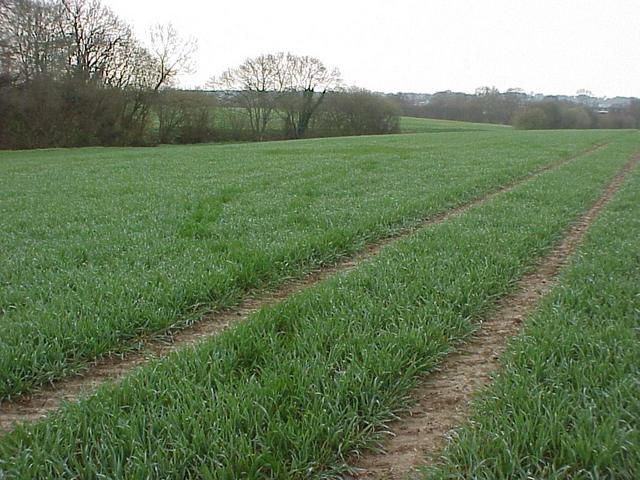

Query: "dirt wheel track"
left=343, top=154, right=639, bottom=479
left=0, top=143, right=609, bottom=435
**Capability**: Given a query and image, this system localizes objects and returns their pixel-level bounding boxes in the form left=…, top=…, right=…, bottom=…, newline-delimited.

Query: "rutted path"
left=343, top=154, right=639, bottom=480
left=0, top=143, right=608, bottom=435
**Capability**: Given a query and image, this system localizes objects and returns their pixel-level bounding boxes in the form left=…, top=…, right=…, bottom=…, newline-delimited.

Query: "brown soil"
left=343, top=155, right=639, bottom=480
left=0, top=143, right=608, bottom=435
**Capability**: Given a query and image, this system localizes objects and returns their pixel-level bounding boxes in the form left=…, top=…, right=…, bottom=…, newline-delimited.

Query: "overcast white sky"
left=105, top=0, right=639, bottom=97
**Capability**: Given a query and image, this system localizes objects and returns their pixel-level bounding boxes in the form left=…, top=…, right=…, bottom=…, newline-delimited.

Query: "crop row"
left=428, top=156, right=640, bottom=479
left=0, top=135, right=635, bottom=478
left=0, top=130, right=618, bottom=398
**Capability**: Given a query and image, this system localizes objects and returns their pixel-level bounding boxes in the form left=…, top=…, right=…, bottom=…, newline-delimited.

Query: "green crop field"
left=399, top=116, right=510, bottom=133
left=428, top=160, right=640, bottom=479
left=0, top=122, right=638, bottom=478
left=0, top=128, right=619, bottom=398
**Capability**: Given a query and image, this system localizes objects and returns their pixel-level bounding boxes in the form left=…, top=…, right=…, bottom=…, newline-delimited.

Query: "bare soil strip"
left=343, top=155, right=639, bottom=480
left=0, top=143, right=608, bottom=435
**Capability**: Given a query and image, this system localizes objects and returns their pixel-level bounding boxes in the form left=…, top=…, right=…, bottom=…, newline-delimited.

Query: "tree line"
left=3, top=1, right=633, bottom=150
left=207, top=53, right=398, bottom=142
left=511, top=99, right=640, bottom=130
left=391, top=88, right=640, bottom=130
left=0, top=0, right=398, bottom=149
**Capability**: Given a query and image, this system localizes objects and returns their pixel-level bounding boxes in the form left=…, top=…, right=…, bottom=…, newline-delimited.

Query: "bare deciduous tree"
left=148, top=22, right=198, bottom=142
left=278, top=53, right=341, bottom=138
left=0, top=0, right=67, bottom=82
left=209, top=52, right=340, bottom=140
left=60, top=0, right=134, bottom=84
left=0, top=0, right=161, bottom=90
left=209, top=53, right=285, bottom=141
left=148, top=22, right=197, bottom=92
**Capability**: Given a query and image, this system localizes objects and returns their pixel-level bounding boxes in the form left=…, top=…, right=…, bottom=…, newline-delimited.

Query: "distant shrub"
left=313, top=89, right=400, bottom=137
left=561, top=106, right=592, bottom=129
left=513, top=106, right=550, bottom=130
left=154, top=90, right=216, bottom=144
left=0, top=78, right=153, bottom=149
left=596, top=112, right=636, bottom=129
left=514, top=101, right=594, bottom=130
